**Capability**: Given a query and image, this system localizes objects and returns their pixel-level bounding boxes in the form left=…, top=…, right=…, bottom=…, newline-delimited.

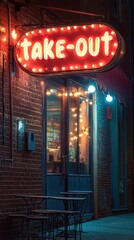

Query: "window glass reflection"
left=79, top=96, right=89, bottom=173
left=69, top=85, right=78, bottom=173
left=69, top=84, right=90, bottom=174
left=46, top=88, right=62, bottom=173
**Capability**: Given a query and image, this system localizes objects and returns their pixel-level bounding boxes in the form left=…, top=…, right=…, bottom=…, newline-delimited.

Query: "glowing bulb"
left=50, top=89, right=54, bottom=93
left=58, top=92, right=62, bottom=96
left=88, top=85, right=96, bottom=93
left=0, top=26, right=6, bottom=33
left=12, top=29, right=17, bottom=40
left=74, top=92, right=78, bottom=97
left=2, top=37, right=6, bottom=42
left=106, top=94, right=113, bottom=102
left=114, top=42, right=118, bottom=47
left=46, top=91, right=51, bottom=95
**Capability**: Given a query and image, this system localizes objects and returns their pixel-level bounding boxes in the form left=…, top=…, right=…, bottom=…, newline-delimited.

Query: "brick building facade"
left=0, top=0, right=133, bottom=239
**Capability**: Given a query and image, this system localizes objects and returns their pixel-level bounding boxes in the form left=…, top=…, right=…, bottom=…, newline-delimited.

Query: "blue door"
left=111, top=101, right=127, bottom=210
left=42, top=79, right=93, bottom=216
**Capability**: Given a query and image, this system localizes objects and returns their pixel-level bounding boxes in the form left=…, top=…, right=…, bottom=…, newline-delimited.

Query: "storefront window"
left=46, top=83, right=90, bottom=175
left=46, top=88, right=62, bottom=173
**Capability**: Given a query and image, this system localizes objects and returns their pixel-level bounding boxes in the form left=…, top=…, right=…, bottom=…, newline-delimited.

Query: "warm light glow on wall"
left=14, top=23, right=125, bottom=76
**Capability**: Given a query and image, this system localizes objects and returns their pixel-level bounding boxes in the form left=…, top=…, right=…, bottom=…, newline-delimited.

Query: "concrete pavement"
left=81, top=212, right=134, bottom=240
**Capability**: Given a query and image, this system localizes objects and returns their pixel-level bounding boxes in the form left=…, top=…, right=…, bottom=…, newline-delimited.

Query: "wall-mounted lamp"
left=106, top=94, right=113, bottom=103
left=12, top=29, right=17, bottom=40
left=88, top=84, right=96, bottom=93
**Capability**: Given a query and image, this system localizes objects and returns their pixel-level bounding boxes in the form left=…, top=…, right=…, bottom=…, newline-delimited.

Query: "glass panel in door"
left=68, top=84, right=78, bottom=173
left=46, top=88, right=63, bottom=174
left=68, top=83, right=90, bottom=174
left=79, top=95, right=89, bottom=174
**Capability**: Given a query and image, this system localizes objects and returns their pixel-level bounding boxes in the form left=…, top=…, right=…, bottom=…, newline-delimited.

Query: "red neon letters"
left=14, top=23, right=125, bottom=75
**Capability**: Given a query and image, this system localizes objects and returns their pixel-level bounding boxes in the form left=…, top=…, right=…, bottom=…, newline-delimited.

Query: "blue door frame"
left=111, top=101, right=127, bottom=210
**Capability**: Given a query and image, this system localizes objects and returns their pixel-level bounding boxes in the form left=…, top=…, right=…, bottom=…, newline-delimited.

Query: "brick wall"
left=0, top=3, right=43, bottom=239
left=97, top=91, right=112, bottom=216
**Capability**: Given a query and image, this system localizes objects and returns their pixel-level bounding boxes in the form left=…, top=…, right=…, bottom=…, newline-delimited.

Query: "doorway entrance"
left=43, top=78, right=93, bottom=215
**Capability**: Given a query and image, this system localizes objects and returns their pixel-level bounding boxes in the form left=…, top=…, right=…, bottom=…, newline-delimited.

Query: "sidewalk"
left=82, top=212, right=134, bottom=240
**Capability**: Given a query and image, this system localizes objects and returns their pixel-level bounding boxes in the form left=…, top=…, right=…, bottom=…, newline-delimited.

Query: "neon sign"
left=14, top=23, right=125, bottom=75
